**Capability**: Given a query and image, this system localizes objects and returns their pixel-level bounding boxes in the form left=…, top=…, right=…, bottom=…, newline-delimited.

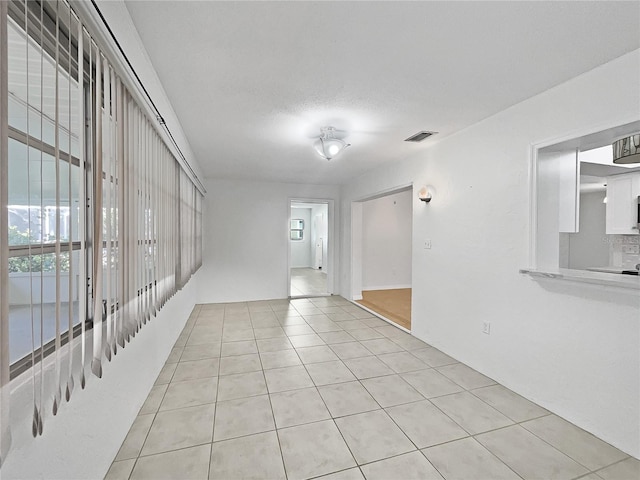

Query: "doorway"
left=288, top=200, right=333, bottom=297
left=351, top=186, right=413, bottom=330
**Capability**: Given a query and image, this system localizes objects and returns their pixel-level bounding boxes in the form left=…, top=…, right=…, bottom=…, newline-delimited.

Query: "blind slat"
left=0, top=0, right=13, bottom=464
left=1, top=0, right=204, bottom=459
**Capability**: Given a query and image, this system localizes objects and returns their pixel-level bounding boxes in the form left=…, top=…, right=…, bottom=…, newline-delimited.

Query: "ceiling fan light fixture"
left=313, top=126, right=350, bottom=160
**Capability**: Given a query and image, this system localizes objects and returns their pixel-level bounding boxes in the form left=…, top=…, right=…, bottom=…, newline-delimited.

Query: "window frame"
left=5, top=4, right=90, bottom=378
left=290, top=218, right=304, bottom=241
left=4, top=0, right=206, bottom=382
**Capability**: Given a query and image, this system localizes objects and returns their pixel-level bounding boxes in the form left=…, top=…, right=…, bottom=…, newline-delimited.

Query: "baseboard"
left=352, top=294, right=363, bottom=301
left=350, top=299, right=411, bottom=333
left=362, top=284, right=411, bottom=291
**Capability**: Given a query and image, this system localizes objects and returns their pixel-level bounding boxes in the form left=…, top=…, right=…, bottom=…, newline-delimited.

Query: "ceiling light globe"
left=312, top=126, right=350, bottom=160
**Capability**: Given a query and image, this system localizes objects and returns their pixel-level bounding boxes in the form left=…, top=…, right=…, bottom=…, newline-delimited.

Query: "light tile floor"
left=106, top=296, right=639, bottom=480
left=290, top=268, right=328, bottom=297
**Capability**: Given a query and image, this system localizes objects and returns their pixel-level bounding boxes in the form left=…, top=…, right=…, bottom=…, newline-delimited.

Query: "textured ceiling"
left=124, top=1, right=640, bottom=184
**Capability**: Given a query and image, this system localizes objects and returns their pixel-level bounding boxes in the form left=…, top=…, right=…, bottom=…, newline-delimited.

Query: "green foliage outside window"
left=8, top=224, right=31, bottom=245
left=8, top=225, right=70, bottom=273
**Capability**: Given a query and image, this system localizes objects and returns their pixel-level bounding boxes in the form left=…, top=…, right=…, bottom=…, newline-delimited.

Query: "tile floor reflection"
left=106, top=296, right=638, bottom=480
left=290, top=268, right=327, bottom=297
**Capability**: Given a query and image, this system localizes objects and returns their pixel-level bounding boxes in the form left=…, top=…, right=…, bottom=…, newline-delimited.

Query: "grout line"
left=516, top=419, right=622, bottom=474
left=207, top=351, right=218, bottom=480
left=117, top=297, right=622, bottom=480
left=290, top=329, right=361, bottom=469
left=306, top=465, right=361, bottom=480
left=362, top=378, right=524, bottom=480
left=590, top=456, right=634, bottom=477
left=329, top=335, right=532, bottom=478
left=259, top=351, right=290, bottom=480
left=206, top=441, right=213, bottom=480
left=126, top=329, right=193, bottom=470
left=135, top=440, right=213, bottom=459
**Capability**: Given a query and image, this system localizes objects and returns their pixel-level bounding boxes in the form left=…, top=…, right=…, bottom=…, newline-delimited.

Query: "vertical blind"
left=0, top=0, right=203, bottom=462
left=1, top=0, right=11, bottom=466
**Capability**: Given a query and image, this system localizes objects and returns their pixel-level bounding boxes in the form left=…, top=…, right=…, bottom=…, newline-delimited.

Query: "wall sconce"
left=418, top=186, right=433, bottom=203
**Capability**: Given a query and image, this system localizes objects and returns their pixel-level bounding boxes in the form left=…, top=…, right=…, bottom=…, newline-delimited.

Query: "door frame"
left=287, top=198, right=335, bottom=298
left=350, top=183, right=413, bottom=302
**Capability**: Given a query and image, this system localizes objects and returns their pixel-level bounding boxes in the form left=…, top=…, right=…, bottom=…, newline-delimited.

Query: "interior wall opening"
left=289, top=200, right=330, bottom=297
left=533, top=120, right=640, bottom=276
left=351, top=185, right=413, bottom=330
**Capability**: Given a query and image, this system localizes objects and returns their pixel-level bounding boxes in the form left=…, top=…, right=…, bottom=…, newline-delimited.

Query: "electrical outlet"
left=482, top=321, right=491, bottom=335
left=424, top=239, right=432, bottom=249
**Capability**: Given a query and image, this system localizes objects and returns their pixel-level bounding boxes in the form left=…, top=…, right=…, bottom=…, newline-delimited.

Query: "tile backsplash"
left=610, top=235, right=640, bottom=268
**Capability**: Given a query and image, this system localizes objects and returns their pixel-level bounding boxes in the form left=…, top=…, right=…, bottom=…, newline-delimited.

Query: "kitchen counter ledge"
left=520, top=267, right=640, bottom=291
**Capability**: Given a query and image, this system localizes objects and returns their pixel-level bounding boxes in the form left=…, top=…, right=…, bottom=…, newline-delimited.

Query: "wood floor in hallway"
left=357, top=288, right=411, bottom=330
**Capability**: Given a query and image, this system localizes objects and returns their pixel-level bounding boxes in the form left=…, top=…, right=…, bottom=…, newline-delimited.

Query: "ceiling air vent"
left=404, top=131, right=438, bottom=142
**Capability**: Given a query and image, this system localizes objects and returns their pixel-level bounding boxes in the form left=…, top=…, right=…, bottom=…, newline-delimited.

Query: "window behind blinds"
left=0, top=0, right=204, bottom=461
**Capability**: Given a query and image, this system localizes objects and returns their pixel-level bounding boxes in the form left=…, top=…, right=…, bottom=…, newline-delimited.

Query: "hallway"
left=290, top=268, right=328, bottom=297
left=105, top=297, right=637, bottom=480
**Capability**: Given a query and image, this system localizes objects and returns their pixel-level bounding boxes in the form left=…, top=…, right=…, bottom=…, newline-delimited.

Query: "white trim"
left=531, top=116, right=640, bottom=152
left=350, top=201, right=363, bottom=301
left=528, top=142, right=539, bottom=268
left=349, top=183, right=413, bottom=303
left=353, top=182, right=413, bottom=203
left=289, top=294, right=332, bottom=300
left=573, top=150, right=581, bottom=233
left=348, top=299, right=411, bottom=334
left=287, top=198, right=335, bottom=297
left=361, top=284, right=412, bottom=291
left=287, top=201, right=292, bottom=297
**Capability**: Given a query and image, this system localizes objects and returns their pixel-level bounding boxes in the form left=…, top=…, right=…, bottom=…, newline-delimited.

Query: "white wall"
left=1, top=273, right=200, bottom=479
left=80, top=1, right=205, bottom=185
left=536, top=151, right=563, bottom=269
left=198, top=179, right=339, bottom=303
left=310, top=204, right=328, bottom=270
left=361, top=189, right=412, bottom=290
left=568, top=191, right=609, bottom=269
left=290, top=207, right=312, bottom=268
left=340, top=50, right=640, bottom=458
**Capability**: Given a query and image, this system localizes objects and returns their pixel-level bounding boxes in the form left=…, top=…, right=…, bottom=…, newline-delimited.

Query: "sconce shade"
left=418, top=186, right=432, bottom=202
left=612, top=134, right=640, bottom=164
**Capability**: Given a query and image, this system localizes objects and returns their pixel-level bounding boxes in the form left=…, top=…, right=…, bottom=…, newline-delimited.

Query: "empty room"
left=0, top=1, right=639, bottom=480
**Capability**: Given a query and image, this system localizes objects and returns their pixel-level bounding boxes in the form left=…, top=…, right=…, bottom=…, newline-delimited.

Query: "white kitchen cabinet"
left=605, top=172, right=640, bottom=234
